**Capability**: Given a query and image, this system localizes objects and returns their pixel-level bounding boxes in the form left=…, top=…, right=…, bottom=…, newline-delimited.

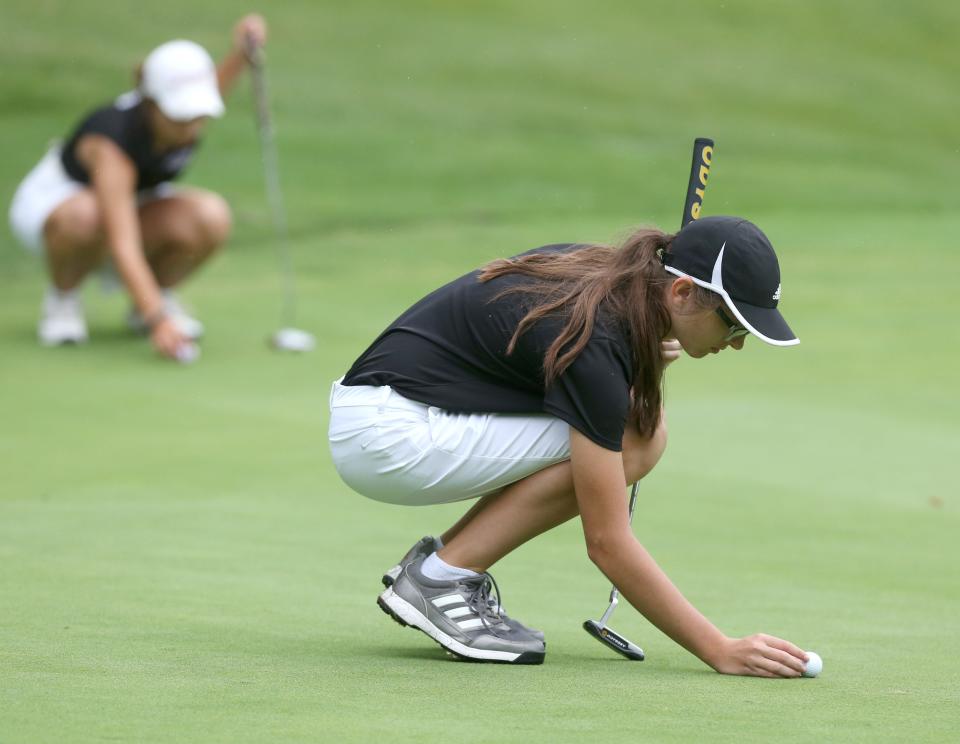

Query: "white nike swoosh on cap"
left=710, top=242, right=726, bottom=288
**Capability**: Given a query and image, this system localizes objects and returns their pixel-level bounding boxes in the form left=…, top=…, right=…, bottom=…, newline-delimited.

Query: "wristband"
left=144, top=308, right=167, bottom=330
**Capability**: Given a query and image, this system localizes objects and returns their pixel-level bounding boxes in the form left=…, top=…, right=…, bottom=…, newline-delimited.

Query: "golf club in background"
left=582, top=137, right=715, bottom=661
left=246, top=37, right=316, bottom=353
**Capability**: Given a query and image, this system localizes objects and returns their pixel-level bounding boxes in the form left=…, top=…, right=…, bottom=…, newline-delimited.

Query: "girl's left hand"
left=661, top=339, right=682, bottom=366
left=233, top=13, right=268, bottom=54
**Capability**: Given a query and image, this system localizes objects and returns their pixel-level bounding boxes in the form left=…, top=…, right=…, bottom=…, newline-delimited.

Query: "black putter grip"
left=680, top=137, right=714, bottom=228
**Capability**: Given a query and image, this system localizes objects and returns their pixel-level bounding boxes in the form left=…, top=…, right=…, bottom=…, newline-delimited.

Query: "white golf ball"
left=175, top=342, right=200, bottom=365
left=802, top=651, right=823, bottom=677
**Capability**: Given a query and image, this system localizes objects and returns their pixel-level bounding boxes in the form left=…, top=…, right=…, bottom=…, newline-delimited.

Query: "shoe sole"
left=377, top=587, right=544, bottom=665
left=39, top=338, right=88, bottom=346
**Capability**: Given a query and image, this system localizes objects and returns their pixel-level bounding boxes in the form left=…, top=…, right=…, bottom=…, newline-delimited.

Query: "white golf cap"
left=141, top=40, right=225, bottom=122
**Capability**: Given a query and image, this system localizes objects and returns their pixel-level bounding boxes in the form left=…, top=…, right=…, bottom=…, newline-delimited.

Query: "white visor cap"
left=141, top=40, right=225, bottom=122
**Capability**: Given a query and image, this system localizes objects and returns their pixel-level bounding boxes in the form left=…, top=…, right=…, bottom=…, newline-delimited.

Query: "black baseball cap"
left=661, top=216, right=798, bottom=346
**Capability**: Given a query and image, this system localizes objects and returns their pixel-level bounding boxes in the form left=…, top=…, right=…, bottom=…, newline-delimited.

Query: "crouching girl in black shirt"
left=329, top=215, right=809, bottom=675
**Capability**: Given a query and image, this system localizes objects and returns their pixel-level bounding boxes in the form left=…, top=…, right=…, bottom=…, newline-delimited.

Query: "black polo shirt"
left=60, top=92, right=197, bottom=191
left=343, top=245, right=635, bottom=451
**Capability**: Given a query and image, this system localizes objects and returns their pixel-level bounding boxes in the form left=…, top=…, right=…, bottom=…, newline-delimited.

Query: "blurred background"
left=2, top=1, right=957, bottom=741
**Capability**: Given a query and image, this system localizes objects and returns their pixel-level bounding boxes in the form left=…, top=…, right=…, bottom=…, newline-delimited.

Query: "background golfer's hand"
left=710, top=634, right=807, bottom=678
left=150, top=317, right=190, bottom=361
left=661, top=339, right=682, bottom=366
left=234, top=13, right=268, bottom=53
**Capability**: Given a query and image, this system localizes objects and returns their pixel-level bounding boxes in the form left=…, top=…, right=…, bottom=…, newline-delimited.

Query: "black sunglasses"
left=715, top=306, right=750, bottom=343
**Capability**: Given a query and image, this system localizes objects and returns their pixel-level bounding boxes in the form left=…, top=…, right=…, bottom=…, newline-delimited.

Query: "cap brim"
left=663, top=265, right=799, bottom=347
left=156, top=81, right=225, bottom=121
left=726, top=299, right=799, bottom=346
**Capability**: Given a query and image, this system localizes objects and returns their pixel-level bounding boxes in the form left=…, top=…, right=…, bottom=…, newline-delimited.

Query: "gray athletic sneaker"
left=381, top=536, right=546, bottom=643
left=381, top=536, right=435, bottom=587
left=377, top=558, right=545, bottom=664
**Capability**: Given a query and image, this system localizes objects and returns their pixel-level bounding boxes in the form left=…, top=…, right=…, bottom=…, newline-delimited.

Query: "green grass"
left=2, top=1, right=959, bottom=742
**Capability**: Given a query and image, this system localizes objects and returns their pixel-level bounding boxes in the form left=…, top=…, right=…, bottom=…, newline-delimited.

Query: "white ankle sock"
left=421, top=551, right=479, bottom=582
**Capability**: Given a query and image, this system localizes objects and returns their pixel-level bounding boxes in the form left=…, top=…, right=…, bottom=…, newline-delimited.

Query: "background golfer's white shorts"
left=328, top=380, right=571, bottom=506
left=8, top=145, right=179, bottom=254
left=9, top=146, right=85, bottom=253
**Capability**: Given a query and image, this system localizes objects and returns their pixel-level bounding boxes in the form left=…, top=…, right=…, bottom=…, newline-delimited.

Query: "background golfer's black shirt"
left=60, top=92, right=197, bottom=191
left=343, top=245, right=634, bottom=451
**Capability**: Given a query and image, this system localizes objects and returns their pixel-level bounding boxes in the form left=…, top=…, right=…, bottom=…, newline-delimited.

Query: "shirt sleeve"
left=542, top=337, right=632, bottom=451
left=78, top=108, right=132, bottom=153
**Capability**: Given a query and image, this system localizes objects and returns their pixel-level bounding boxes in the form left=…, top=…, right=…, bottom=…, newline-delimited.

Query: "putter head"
left=270, top=327, right=316, bottom=352
left=583, top=620, right=645, bottom=661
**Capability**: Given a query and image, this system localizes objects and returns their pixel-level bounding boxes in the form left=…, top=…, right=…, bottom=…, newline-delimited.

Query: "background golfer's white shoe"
left=38, top=287, right=88, bottom=346
left=127, top=290, right=204, bottom=340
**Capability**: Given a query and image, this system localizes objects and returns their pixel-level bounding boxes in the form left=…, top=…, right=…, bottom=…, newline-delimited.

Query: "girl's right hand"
left=234, top=13, right=268, bottom=54
left=709, top=634, right=808, bottom=678
left=661, top=339, right=682, bottom=366
left=150, top=316, right=191, bottom=361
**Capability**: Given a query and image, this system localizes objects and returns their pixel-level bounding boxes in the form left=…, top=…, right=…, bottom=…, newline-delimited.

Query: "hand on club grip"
left=661, top=339, right=682, bottom=366
left=709, top=634, right=808, bottom=678
left=234, top=14, right=268, bottom=55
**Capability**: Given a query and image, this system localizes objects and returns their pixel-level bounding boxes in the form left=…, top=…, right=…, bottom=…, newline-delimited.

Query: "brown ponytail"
left=478, top=228, right=680, bottom=438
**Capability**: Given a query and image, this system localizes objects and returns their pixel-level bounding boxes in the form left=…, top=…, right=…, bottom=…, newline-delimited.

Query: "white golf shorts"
left=8, top=144, right=178, bottom=253
left=9, top=146, right=86, bottom=253
left=328, top=379, right=571, bottom=506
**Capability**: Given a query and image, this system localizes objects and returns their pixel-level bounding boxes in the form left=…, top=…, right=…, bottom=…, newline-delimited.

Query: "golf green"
left=2, top=1, right=957, bottom=742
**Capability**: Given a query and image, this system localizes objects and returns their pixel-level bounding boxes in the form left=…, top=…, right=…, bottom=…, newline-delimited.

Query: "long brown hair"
left=478, top=228, right=714, bottom=438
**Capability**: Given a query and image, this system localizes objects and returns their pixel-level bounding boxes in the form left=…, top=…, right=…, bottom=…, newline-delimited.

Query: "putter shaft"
left=247, top=38, right=298, bottom=329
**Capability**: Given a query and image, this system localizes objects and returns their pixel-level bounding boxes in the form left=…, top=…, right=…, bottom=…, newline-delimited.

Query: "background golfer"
left=8, top=14, right=267, bottom=360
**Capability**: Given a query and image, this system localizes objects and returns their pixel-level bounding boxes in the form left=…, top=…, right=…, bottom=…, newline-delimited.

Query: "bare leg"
left=439, top=418, right=668, bottom=573
left=42, top=191, right=107, bottom=290
left=138, top=189, right=231, bottom=288
left=41, top=188, right=230, bottom=291
left=437, top=491, right=503, bottom=545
